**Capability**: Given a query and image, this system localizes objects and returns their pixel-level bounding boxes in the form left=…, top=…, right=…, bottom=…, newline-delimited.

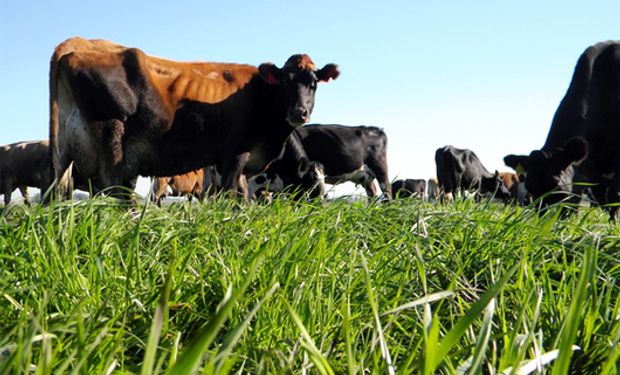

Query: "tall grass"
left=0, top=196, right=618, bottom=373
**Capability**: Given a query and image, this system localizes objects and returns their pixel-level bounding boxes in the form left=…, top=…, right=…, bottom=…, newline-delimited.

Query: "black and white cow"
left=504, top=40, right=619, bottom=219
left=435, top=145, right=511, bottom=201
left=253, top=124, right=391, bottom=199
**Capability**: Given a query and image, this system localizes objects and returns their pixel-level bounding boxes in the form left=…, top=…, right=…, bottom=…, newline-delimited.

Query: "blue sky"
left=1, top=1, right=619, bottom=196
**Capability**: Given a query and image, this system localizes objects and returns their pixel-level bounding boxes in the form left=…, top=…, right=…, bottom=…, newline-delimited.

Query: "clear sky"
left=1, top=1, right=619, bottom=197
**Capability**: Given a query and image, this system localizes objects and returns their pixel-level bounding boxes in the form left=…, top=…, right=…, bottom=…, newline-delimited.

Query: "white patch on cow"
left=248, top=173, right=284, bottom=197
left=314, top=165, right=327, bottom=193
left=517, top=182, right=528, bottom=203
left=190, top=68, right=219, bottom=80
left=325, top=165, right=374, bottom=186
left=57, top=75, right=98, bottom=181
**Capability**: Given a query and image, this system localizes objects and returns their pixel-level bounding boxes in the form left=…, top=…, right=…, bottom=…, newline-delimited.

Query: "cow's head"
left=297, top=158, right=326, bottom=199
left=480, top=170, right=511, bottom=201
left=505, top=137, right=588, bottom=207
left=259, top=54, right=339, bottom=127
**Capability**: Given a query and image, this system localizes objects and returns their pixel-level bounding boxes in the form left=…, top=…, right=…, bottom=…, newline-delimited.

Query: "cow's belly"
left=325, top=165, right=375, bottom=185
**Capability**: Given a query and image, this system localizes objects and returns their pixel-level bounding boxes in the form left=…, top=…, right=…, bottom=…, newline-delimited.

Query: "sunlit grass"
left=0, top=196, right=618, bottom=373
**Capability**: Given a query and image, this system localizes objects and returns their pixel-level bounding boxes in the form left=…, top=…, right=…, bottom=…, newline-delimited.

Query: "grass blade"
left=552, top=245, right=596, bottom=375
left=284, top=298, right=334, bottom=375
left=141, top=240, right=176, bottom=375
left=427, top=264, right=518, bottom=373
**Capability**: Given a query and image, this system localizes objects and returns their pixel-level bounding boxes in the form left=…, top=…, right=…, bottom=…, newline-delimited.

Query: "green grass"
left=0, top=196, right=619, bottom=374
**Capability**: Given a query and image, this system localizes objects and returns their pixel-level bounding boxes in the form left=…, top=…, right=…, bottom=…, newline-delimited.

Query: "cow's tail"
left=47, top=40, right=73, bottom=201
left=46, top=46, right=62, bottom=202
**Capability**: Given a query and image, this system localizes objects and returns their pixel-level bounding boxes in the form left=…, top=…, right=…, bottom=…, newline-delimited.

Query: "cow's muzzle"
left=287, top=107, right=310, bottom=127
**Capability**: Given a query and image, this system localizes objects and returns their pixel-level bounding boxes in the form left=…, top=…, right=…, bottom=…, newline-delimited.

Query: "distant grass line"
left=0, top=197, right=618, bottom=373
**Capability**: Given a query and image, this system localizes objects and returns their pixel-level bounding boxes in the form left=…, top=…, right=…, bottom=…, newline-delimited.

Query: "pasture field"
left=0, top=197, right=619, bottom=374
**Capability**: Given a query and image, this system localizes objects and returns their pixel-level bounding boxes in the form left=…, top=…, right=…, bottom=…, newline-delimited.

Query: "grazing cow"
left=0, top=141, right=50, bottom=205
left=427, top=177, right=441, bottom=202
left=152, top=168, right=205, bottom=204
left=1, top=140, right=93, bottom=205
left=201, top=165, right=253, bottom=199
left=497, top=171, right=530, bottom=205
left=392, top=179, right=426, bottom=199
left=435, top=145, right=511, bottom=201
left=256, top=124, right=391, bottom=199
left=504, top=41, right=619, bottom=219
left=249, top=159, right=325, bottom=200
left=48, top=37, right=339, bottom=201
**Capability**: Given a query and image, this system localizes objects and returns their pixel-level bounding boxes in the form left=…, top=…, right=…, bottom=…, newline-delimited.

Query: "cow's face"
left=259, top=55, right=339, bottom=127
left=515, top=137, right=588, bottom=207
left=480, top=171, right=511, bottom=201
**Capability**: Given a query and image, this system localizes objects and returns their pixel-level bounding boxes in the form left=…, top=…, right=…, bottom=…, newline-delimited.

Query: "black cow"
left=392, top=179, right=426, bottom=199
left=1, top=140, right=98, bottom=205
left=504, top=41, right=619, bottom=219
left=435, top=145, right=511, bottom=201
left=254, top=124, right=391, bottom=199
left=47, top=37, right=339, bottom=200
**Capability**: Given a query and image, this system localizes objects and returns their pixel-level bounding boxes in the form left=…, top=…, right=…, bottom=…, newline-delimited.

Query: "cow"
left=151, top=168, right=205, bottom=205
left=1, top=140, right=94, bottom=205
left=0, top=140, right=50, bottom=205
left=392, top=179, right=426, bottom=199
left=435, top=145, right=511, bottom=202
left=254, top=124, right=391, bottom=200
left=47, top=37, right=339, bottom=201
left=427, top=176, right=441, bottom=202
left=504, top=41, right=619, bottom=219
left=497, top=171, right=530, bottom=205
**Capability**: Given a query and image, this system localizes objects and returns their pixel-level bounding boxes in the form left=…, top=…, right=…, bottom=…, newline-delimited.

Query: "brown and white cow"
left=497, top=171, right=530, bottom=205
left=0, top=140, right=50, bottom=205
left=47, top=37, right=339, bottom=200
left=151, top=168, right=205, bottom=205
left=427, top=176, right=441, bottom=202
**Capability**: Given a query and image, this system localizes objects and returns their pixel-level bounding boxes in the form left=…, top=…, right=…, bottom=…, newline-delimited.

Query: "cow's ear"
left=564, top=137, right=588, bottom=163
left=317, top=63, right=340, bottom=82
left=258, top=63, right=282, bottom=85
left=559, top=137, right=588, bottom=167
left=504, top=154, right=530, bottom=176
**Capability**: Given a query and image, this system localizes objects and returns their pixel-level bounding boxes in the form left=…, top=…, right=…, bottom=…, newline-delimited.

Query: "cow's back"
left=543, top=40, right=619, bottom=151
left=0, top=141, right=50, bottom=188
left=584, top=42, right=620, bottom=175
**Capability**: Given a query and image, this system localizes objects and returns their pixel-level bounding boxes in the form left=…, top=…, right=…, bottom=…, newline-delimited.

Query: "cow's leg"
left=19, top=185, right=30, bottom=206
left=203, top=166, right=220, bottom=197
left=221, top=152, right=250, bottom=200
left=151, top=178, right=163, bottom=205
left=363, top=180, right=378, bottom=197
left=367, top=157, right=392, bottom=200
left=96, top=161, right=127, bottom=200
left=237, top=175, right=249, bottom=199
left=50, top=149, right=73, bottom=202
left=2, top=183, right=12, bottom=206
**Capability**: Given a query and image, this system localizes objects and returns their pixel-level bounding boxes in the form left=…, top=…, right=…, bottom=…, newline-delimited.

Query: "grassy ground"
left=0, top=196, right=618, bottom=374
